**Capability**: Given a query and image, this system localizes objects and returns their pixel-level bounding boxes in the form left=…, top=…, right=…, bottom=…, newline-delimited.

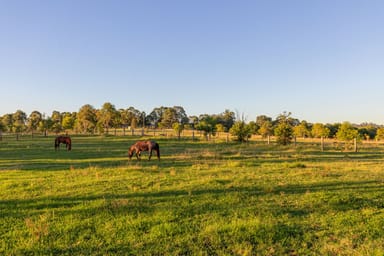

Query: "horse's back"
left=148, top=140, right=159, bottom=149
left=54, top=135, right=72, bottom=150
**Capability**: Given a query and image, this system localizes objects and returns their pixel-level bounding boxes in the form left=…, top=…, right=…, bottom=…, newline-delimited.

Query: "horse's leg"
left=136, top=150, right=141, bottom=160
left=148, top=149, right=152, bottom=160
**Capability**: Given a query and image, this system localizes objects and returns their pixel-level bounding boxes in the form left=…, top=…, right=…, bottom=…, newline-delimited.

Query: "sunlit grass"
left=1, top=135, right=384, bottom=254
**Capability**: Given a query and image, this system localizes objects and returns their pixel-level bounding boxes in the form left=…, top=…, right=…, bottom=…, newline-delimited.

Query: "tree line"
left=1, top=103, right=384, bottom=144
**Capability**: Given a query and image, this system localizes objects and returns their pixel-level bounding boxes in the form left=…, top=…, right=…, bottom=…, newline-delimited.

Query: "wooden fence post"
left=321, top=136, right=324, bottom=152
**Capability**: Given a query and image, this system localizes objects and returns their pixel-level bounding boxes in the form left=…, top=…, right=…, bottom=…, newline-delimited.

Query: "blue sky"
left=1, top=0, right=383, bottom=124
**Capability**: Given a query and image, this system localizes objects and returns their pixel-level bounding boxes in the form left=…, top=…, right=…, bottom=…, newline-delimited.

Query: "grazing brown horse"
left=54, top=136, right=72, bottom=151
left=128, top=140, right=160, bottom=161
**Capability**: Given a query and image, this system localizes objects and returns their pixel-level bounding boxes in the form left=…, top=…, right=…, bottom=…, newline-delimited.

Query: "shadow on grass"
left=2, top=179, right=383, bottom=219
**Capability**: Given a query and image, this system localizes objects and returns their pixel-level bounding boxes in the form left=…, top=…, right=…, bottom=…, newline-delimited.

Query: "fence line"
left=2, top=131, right=384, bottom=151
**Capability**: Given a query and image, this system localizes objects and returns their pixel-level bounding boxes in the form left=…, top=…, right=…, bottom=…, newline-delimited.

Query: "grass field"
left=1, top=135, right=384, bottom=255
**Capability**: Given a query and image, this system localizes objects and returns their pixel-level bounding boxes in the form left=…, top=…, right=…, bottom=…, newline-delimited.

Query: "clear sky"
left=1, top=0, right=383, bottom=124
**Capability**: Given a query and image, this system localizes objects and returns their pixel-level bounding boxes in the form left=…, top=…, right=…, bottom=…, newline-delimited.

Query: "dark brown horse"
left=54, top=136, right=72, bottom=151
left=128, top=140, right=160, bottom=161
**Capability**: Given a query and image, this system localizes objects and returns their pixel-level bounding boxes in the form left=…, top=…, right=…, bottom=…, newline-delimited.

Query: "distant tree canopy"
left=375, top=128, right=384, bottom=140
left=0, top=104, right=382, bottom=142
left=336, top=122, right=359, bottom=142
left=274, top=112, right=294, bottom=145
left=230, top=121, right=252, bottom=142
left=311, top=123, right=330, bottom=138
left=147, top=106, right=188, bottom=129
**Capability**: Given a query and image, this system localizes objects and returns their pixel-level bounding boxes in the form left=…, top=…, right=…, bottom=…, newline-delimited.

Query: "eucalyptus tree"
left=0, top=116, right=5, bottom=140
left=375, top=127, right=384, bottom=141
left=50, top=111, right=63, bottom=134
left=247, top=121, right=259, bottom=135
left=229, top=120, right=252, bottom=142
left=293, top=120, right=311, bottom=139
left=98, top=102, right=118, bottom=134
left=149, top=106, right=188, bottom=129
left=76, top=104, right=97, bottom=134
left=215, top=109, right=236, bottom=131
left=196, top=114, right=217, bottom=140
left=256, top=115, right=274, bottom=141
left=311, top=123, right=330, bottom=138
left=357, top=125, right=377, bottom=140
left=2, top=114, right=13, bottom=132
left=336, top=122, right=360, bottom=151
left=62, top=112, right=76, bottom=132
left=326, top=123, right=340, bottom=138
left=258, top=120, right=273, bottom=139
left=159, top=108, right=178, bottom=128
left=274, top=112, right=294, bottom=145
left=172, top=122, right=184, bottom=140
left=147, top=107, right=165, bottom=128
left=215, top=123, right=225, bottom=136
left=119, top=108, right=130, bottom=134
left=336, top=122, right=359, bottom=142
left=12, top=110, right=27, bottom=139
left=128, top=107, right=143, bottom=128
left=173, top=106, right=189, bottom=124
left=256, top=115, right=273, bottom=127
left=27, top=111, right=42, bottom=136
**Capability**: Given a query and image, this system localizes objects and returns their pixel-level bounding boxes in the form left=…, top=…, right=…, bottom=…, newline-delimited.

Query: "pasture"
left=1, top=135, right=384, bottom=255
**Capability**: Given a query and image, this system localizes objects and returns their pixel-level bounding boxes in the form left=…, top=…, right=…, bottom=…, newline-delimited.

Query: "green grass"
left=1, top=135, right=384, bottom=255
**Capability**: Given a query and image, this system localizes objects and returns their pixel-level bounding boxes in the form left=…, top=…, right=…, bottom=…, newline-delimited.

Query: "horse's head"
left=128, top=146, right=135, bottom=160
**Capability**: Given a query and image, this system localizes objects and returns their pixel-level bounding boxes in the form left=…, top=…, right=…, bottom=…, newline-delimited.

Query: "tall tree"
left=2, top=114, right=13, bottom=132
left=0, top=116, right=5, bottom=139
left=98, top=102, right=118, bottom=134
left=258, top=120, right=273, bottom=138
left=12, top=110, right=27, bottom=139
left=326, top=123, right=340, bottom=138
left=172, top=122, right=184, bottom=140
left=229, top=120, right=252, bottom=142
left=129, top=107, right=143, bottom=128
left=159, top=108, right=178, bottom=128
left=148, top=106, right=188, bottom=128
left=215, top=109, right=235, bottom=131
left=147, top=107, right=165, bottom=128
left=336, top=122, right=359, bottom=142
left=76, top=104, right=97, bottom=134
left=173, top=106, right=189, bottom=124
left=358, top=125, right=377, bottom=140
left=27, top=111, right=42, bottom=135
left=51, top=111, right=63, bottom=134
left=293, top=120, right=311, bottom=139
left=62, top=112, right=76, bottom=131
left=375, top=127, right=384, bottom=141
left=256, top=115, right=273, bottom=127
left=311, top=123, right=330, bottom=138
left=196, top=114, right=217, bottom=140
left=274, top=112, right=294, bottom=145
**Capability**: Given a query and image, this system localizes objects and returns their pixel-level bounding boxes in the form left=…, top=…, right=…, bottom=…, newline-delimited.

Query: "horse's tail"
left=67, top=138, right=72, bottom=150
left=156, top=143, right=160, bottom=160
